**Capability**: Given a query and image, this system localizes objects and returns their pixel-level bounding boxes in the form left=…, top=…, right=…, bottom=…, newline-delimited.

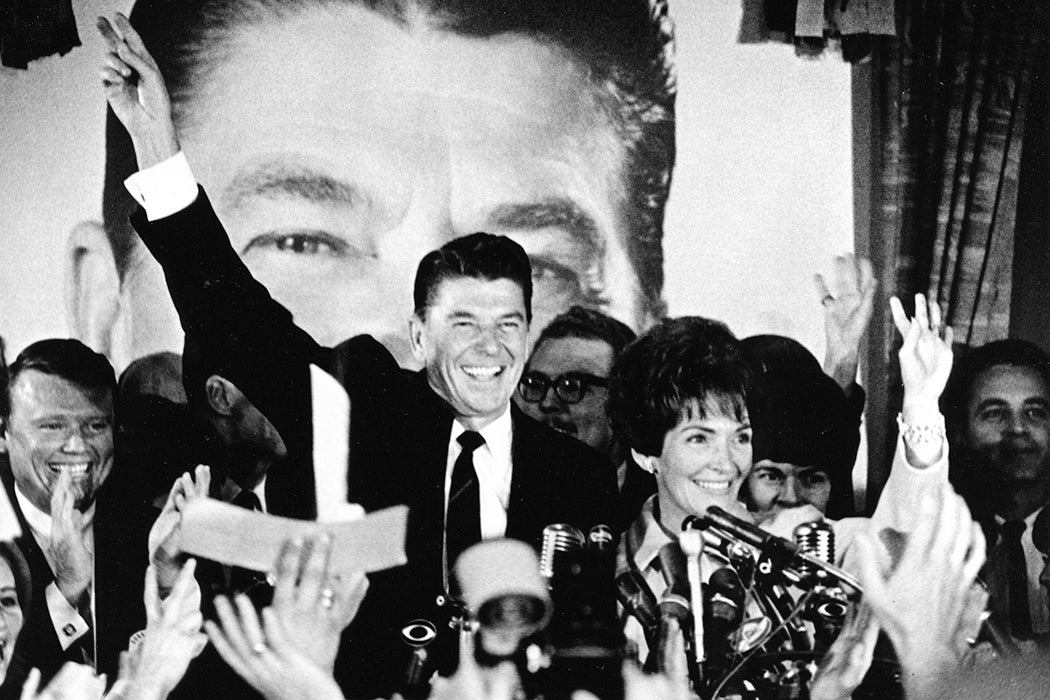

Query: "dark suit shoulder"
left=327, top=335, right=403, bottom=395
left=508, top=406, right=617, bottom=538
left=514, top=407, right=612, bottom=471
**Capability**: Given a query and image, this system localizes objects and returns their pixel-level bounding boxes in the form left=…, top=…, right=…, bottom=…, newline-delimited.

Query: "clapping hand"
left=148, top=466, right=211, bottom=594
left=49, top=470, right=93, bottom=608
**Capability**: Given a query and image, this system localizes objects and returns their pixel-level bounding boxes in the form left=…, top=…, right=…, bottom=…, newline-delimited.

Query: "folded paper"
left=182, top=499, right=408, bottom=575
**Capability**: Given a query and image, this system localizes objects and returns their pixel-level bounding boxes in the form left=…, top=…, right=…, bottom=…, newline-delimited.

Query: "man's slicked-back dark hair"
left=533, top=305, right=637, bottom=360
left=942, top=338, right=1050, bottom=438
left=104, top=0, right=676, bottom=315
left=608, top=316, right=756, bottom=457
left=413, top=232, right=533, bottom=321
left=4, top=339, right=116, bottom=419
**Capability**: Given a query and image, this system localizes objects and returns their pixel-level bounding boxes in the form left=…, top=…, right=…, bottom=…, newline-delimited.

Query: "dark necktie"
left=1002, top=520, right=1033, bottom=638
left=446, top=431, right=484, bottom=577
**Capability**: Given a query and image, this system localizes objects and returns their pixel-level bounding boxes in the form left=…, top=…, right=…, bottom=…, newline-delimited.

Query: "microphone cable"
left=707, top=588, right=815, bottom=700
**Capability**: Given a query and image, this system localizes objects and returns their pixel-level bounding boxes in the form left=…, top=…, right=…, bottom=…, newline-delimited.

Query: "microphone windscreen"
left=707, top=567, right=745, bottom=624
left=454, top=538, right=551, bottom=629
left=540, top=524, right=585, bottom=579
left=658, top=592, right=691, bottom=621
left=589, top=524, right=616, bottom=552
left=794, top=519, right=835, bottom=576
left=656, top=542, right=691, bottom=599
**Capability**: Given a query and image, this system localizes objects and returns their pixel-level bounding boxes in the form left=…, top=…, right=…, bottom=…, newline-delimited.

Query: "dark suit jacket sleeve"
left=130, top=189, right=327, bottom=473
left=3, top=567, right=81, bottom=690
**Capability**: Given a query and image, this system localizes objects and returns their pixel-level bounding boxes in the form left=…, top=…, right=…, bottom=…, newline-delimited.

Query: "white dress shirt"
left=992, top=507, right=1050, bottom=635
left=15, top=488, right=94, bottom=653
left=444, top=406, right=514, bottom=542
left=123, top=151, right=198, bottom=220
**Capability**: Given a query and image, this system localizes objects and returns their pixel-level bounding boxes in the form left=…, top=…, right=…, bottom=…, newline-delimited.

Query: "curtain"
left=860, top=0, right=1044, bottom=504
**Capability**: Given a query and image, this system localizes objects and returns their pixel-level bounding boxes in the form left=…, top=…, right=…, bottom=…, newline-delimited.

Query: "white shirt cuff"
left=45, top=582, right=89, bottom=650
left=123, top=151, right=199, bottom=221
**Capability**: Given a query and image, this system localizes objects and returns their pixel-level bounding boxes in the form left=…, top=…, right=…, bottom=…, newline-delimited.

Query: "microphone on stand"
left=400, top=619, right=438, bottom=697
left=657, top=542, right=692, bottom=599
left=794, top=520, right=846, bottom=649
left=751, top=553, right=810, bottom=652
left=589, top=524, right=616, bottom=552
left=793, top=520, right=835, bottom=579
left=702, top=506, right=861, bottom=594
left=454, top=539, right=552, bottom=667
left=645, top=542, right=695, bottom=675
left=650, top=593, right=691, bottom=675
left=678, top=529, right=706, bottom=667
left=704, top=567, right=745, bottom=676
left=615, top=542, right=659, bottom=649
left=540, top=524, right=586, bottom=583
left=685, top=515, right=757, bottom=589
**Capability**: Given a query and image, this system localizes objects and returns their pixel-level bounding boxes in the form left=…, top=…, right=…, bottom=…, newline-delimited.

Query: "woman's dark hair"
left=608, top=316, right=755, bottom=457
left=742, top=335, right=859, bottom=518
left=0, top=542, right=31, bottom=617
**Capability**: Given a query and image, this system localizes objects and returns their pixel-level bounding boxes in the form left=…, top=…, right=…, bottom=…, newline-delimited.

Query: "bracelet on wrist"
left=896, top=412, right=946, bottom=445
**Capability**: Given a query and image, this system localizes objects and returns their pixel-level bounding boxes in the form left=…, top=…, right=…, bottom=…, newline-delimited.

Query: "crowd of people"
left=3, top=2, right=1050, bottom=699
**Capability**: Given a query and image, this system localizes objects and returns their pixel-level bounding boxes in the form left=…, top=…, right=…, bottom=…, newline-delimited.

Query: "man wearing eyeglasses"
left=516, top=306, right=654, bottom=528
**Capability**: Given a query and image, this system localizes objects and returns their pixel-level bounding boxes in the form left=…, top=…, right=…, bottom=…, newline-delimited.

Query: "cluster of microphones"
left=618, top=507, right=861, bottom=699
left=399, top=508, right=867, bottom=699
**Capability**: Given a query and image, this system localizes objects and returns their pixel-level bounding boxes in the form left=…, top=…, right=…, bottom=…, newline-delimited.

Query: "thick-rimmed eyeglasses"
left=517, top=371, right=608, bottom=404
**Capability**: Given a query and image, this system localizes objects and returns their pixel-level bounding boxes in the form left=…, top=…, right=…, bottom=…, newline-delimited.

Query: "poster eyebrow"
left=485, top=198, right=604, bottom=257
left=222, top=161, right=366, bottom=210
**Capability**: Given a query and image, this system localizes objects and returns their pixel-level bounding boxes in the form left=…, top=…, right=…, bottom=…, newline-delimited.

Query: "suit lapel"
left=0, top=464, right=52, bottom=586
left=406, top=371, right=455, bottom=591
left=505, top=406, right=544, bottom=547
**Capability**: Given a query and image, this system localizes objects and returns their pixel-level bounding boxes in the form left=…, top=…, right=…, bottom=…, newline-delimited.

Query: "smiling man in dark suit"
left=99, top=13, right=615, bottom=696
left=0, top=339, right=150, bottom=690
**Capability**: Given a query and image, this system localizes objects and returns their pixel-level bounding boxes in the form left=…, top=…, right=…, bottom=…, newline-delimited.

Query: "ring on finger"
left=320, top=587, right=335, bottom=610
left=252, top=641, right=267, bottom=655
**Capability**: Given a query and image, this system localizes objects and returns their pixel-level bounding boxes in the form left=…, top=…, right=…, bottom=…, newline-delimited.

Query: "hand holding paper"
left=148, top=465, right=211, bottom=593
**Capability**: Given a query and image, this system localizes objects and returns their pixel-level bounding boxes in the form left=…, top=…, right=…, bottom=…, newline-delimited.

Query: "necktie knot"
left=458, top=430, right=485, bottom=454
